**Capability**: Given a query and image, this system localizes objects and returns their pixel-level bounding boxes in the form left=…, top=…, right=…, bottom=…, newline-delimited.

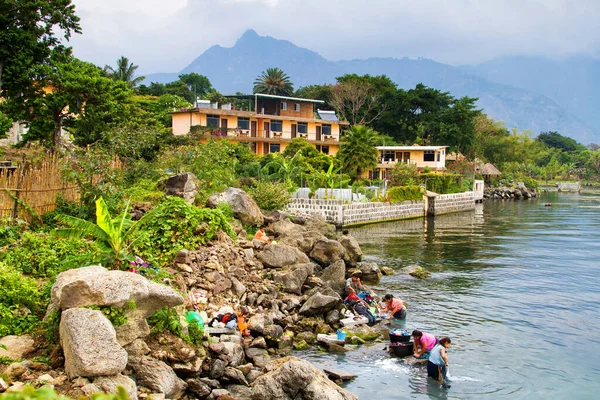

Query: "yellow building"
left=171, top=93, right=348, bottom=156
left=367, top=145, right=448, bottom=180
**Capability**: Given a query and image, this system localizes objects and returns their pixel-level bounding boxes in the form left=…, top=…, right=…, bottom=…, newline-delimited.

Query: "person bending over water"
left=412, top=330, right=437, bottom=359
left=427, top=337, right=451, bottom=389
left=379, top=294, right=406, bottom=319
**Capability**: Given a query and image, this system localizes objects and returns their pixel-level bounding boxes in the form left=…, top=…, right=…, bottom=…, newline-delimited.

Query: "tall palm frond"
left=104, top=56, right=145, bottom=88
left=253, top=67, right=294, bottom=96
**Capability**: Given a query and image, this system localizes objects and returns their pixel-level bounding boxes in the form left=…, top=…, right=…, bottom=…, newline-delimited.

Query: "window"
left=237, top=117, right=249, bottom=130
left=281, top=102, right=287, bottom=111
left=294, top=103, right=301, bottom=112
left=269, top=143, right=281, bottom=153
left=207, top=115, right=219, bottom=128
left=322, top=124, right=332, bottom=135
left=270, top=120, right=282, bottom=132
left=321, top=146, right=329, bottom=155
left=382, top=150, right=395, bottom=162
left=297, top=122, right=308, bottom=133
left=437, top=151, right=440, bottom=162
left=424, top=150, right=435, bottom=162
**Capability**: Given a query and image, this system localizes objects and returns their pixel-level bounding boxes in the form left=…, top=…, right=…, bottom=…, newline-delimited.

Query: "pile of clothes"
left=343, top=292, right=378, bottom=326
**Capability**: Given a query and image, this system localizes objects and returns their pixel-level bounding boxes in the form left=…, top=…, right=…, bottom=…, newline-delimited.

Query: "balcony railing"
left=190, top=125, right=338, bottom=141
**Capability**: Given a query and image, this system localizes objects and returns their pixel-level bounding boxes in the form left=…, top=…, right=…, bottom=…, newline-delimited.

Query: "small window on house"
left=270, top=120, right=283, bottom=132
left=270, top=143, right=281, bottom=153
left=321, top=146, right=329, bottom=155
left=281, top=102, right=287, bottom=111
left=437, top=151, right=440, bottom=162
left=424, top=150, right=435, bottom=162
left=297, top=122, right=308, bottom=133
left=207, top=115, right=219, bottom=127
left=322, top=124, right=332, bottom=135
left=294, top=103, right=301, bottom=112
left=382, top=150, right=395, bottom=162
left=237, top=117, right=250, bottom=130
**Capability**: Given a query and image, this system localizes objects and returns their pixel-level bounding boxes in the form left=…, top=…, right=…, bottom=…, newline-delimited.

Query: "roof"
left=172, top=107, right=349, bottom=125
left=225, top=93, right=325, bottom=104
left=317, top=109, right=339, bottom=122
left=376, top=146, right=448, bottom=151
left=477, top=163, right=501, bottom=175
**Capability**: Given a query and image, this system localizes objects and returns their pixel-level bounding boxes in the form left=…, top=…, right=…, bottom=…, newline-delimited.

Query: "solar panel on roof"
left=317, top=109, right=339, bottom=122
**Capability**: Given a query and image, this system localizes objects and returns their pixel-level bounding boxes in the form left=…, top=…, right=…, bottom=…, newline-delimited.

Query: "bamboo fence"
left=0, top=155, right=123, bottom=222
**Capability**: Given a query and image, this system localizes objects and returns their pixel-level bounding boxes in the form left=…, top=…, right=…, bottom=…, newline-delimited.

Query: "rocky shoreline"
left=484, top=184, right=537, bottom=200
left=0, top=187, right=401, bottom=400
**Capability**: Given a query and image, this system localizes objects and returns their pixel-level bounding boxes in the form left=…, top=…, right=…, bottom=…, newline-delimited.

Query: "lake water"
left=298, top=192, right=600, bottom=399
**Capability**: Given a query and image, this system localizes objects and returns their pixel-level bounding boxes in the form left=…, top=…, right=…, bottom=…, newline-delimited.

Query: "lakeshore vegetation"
left=1, top=3, right=600, bottom=395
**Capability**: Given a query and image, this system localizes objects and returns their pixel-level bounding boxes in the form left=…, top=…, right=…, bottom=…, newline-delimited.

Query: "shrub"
left=124, top=178, right=166, bottom=204
left=419, top=173, right=462, bottom=194
left=386, top=186, right=424, bottom=202
left=148, top=307, right=183, bottom=337
left=245, top=181, right=291, bottom=212
left=0, top=263, right=42, bottom=336
left=0, top=232, right=99, bottom=279
left=0, top=385, right=129, bottom=400
left=0, top=218, right=29, bottom=247
left=130, top=196, right=234, bottom=267
left=388, top=163, right=418, bottom=186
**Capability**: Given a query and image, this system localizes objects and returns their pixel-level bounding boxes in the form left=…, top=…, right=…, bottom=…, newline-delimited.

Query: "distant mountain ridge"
left=144, top=29, right=598, bottom=144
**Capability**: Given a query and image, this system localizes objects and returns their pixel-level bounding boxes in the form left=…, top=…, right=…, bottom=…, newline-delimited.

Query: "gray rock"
left=262, top=325, right=283, bottom=340
left=230, top=277, right=246, bottom=297
left=128, top=356, right=187, bottom=399
left=250, top=337, right=267, bottom=349
left=403, top=265, right=431, bottom=279
left=165, top=172, right=199, bottom=204
left=51, top=265, right=183, bottom=346
left=247, top=314, right=273, bottom=335
left=94, top=374, right=138, bottom=400
left=209, top=389, right=231, bottom=400
left=207, top=187, right=264, bottom=226
left=123, top=339, right=151, bottom=358
left=60, top=308, right=127, bottom=378
left=257, top=243, right=308, bottom=268
left=266, top=218, right=305, bottom=238
left=4, top=362, right=28, bottom=380
left=298, top=292, right=340, bottom=316
left=310, top=239, right=346, bottom=267
left=225, top=384, right=253, bottom=399
left=273, top=263, right=314, bottom=295
left=251, top=356, right=357, bottom=400
left=213, top=277, right=233, bottom=295
left=339, top=234, right=362, bottom=263
left=0, top=335, right=35, bottom=360
left=210, top=359, right=227, bottom=379
left=220, top=342, right=245, bottom=367
left=325, top=309, right=340, bottom=325
left=319, top=260, right=346, bottom=295
left=263, top=210, right=291, bottom=225
left=224, top=367, right=249, bottom=386
left=302, top=215, right=337, bottom=239
left=357, top=262, right=382, bottom=283
left=381, top=267, right=394, bottom=276
left=187, top=378, right=212, bottom=399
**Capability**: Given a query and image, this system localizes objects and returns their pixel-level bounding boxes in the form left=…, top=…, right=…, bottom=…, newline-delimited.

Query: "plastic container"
left=337, top=329, right=347, bottom=341
left=390, top=341, right=414, bottom=357
left=389, top=329, right=411, bottom=343
left=185, top=311, right=205, bottom=329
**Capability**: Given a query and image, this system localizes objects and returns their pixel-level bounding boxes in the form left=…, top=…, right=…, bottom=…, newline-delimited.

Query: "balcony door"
left=291, top=124, right=297, bottom=139
left=251, top=121, right=257, bottom=137
left=316, top=126, right=322, bottom=141
left=264, top=121, right=270, bottom=138
left=221, top=119, right=228, bottom=130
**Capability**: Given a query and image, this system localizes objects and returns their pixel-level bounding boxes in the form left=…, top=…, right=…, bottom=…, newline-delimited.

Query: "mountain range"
left=145, top=29, right=599, bottom=144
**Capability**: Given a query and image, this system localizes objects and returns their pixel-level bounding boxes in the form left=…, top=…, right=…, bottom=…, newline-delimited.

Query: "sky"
left=69, top=0, right=600, bottom=74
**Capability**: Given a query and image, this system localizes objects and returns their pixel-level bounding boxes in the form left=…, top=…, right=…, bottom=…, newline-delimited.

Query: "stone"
left=247, top=314, right=273, bottom=335
left=4, top=363, right=27, bottom=379
left=210, top=359, right=227, bottom=379
left=207, top=187, right=264, bottom=226
left=266, top=218, right=305, bottom=238
left=225, top=384, right=253, bottom=400
left=250, top=337, right=267, bottom=349
left=220, top=342, right=245, bottom=367
left=187, top=378, right=212, bottom=399
left=325, top=309, right=340, bottom=325
left=94, top=374, right=138, bottom=400
left=147, top=394, right=165, bottom=400
left=176, top=263, right=193, bottom=273
left=224, top=367, right=249, bottom=386
left=309, top=239, right=346, bottom=267
left=245, top=348, right=271, bottom=369
left=246, top=370, right=262, bottom=384
left=319, top=260, right=346, bottom=295
left=164, top=172, right=199, bottom=204
left=403, top=265, right=431, bottom=279
left=213, top=277, right=233, bottom=295
left=128, top=356, right=187, bottom=399
left=381, top=267, right=394, bottom=276
left=81, top=383, right=101, bottom=396
left=0, top=335, right=35, bottom=360
left=263, top=210, right=291, bottom=225
left=302, top=215, right=337, bottom=239
left=209, top=389, right=232, bottom=399
left=123, top=339, right=151, bottom=357
left=0, top=378, right=8, bottom=393
left=339, top=235, right=363, bottom=263
left=299, top=292, right=340, bottom=316
left=273, top=263, right=314, bottom=295
left=37, top=374, right=56, bottom=385
left=257, top=243, right=308, bottom=268
left=250, top=356, right=357, bottom=400
left=51, top=265, right=184, bottom=346
left=357, top=262, right=382, bottom=283
left=230, top=277, right=246, bottom=297
left=60, top=308, right=127, bottom=378
left=262, top=325, right=283, bottom=340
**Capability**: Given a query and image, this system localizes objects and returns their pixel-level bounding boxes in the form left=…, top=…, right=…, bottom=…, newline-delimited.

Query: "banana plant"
left=54, top=197, right=156, bottom=269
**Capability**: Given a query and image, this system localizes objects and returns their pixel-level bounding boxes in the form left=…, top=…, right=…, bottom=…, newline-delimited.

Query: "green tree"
left=179, top=73, right=212, bottom=103
left=104, top=56, right=145, bottom=88
left=336, top=125, right=380, bottom=180
left=4, top=55, right=131, bottom=149
left=253, top=68, right=294, bottom=96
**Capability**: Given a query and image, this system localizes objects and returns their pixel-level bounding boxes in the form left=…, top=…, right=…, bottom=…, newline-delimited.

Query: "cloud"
left=69, top=0, right=600, bottom=74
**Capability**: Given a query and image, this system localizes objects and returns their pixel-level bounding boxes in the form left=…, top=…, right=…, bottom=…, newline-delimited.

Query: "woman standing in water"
left=427, top=337, right=452, bottom=388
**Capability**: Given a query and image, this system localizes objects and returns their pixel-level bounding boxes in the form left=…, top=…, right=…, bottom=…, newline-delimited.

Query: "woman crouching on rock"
left=379, top=294, right=407, bottom=319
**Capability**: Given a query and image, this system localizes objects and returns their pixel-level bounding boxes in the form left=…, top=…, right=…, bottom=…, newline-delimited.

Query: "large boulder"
left=128, top=356, right=187, bottom=399
left=266, top=218, right=305, bottom=238
left=356, top=262, right=382, bottom=284
left=298, top=292, right=340, bottom=316
left=0, top=335, right=35, bottom=360
left=280, top=230, right=326, bottom=254
left=60, top=308, right=127, bottom=378
left=310, top=239, right=346, bottom=267
left=302, top=215, right=337, bottom=239
left=251, top=357, right=357, bottom=400
left=93, top=374, right=138, bottom=400
left=257, top=244, right=309, bottom=268
left=339, top=235, right=362, bottom=263
left=51, top=266, right=184, bottom=346
left=319, top=260, right=346, bottom=295
left=207, top=187, right=263, bottom=226
left=403, top=265, right=431, bottom=279
left=273, top=263, right=315, bottom=295
left=164, top=172, right=199, bottom=204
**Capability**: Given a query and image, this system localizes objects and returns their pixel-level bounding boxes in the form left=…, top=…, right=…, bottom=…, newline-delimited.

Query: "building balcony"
left=190, top=125, right=338, bottom=144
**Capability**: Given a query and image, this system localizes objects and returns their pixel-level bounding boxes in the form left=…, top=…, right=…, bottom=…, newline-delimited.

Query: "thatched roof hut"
left=479, top=163, right=501, bottom=176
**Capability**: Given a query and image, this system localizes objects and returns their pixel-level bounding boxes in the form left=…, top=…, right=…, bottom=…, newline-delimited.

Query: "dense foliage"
left=385, top=186, right=424, bottom=202
left=244, top=181, right=292, bottom=212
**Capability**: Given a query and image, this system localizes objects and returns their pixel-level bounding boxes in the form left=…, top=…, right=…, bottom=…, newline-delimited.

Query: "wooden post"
left=12, top=156, right=25, bottom=219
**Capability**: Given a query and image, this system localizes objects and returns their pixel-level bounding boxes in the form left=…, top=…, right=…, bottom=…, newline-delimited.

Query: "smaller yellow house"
left=366, top=145, right=448, bottom=180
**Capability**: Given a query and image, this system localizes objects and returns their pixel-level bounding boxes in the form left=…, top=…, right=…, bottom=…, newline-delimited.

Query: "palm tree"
left=253, top=68, right=294, bottom=96
left=104, top=56, right=145, bottom=88
left=336, top=125, right=380, bottom=181
left=54, top=197, right=156, bottom=269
